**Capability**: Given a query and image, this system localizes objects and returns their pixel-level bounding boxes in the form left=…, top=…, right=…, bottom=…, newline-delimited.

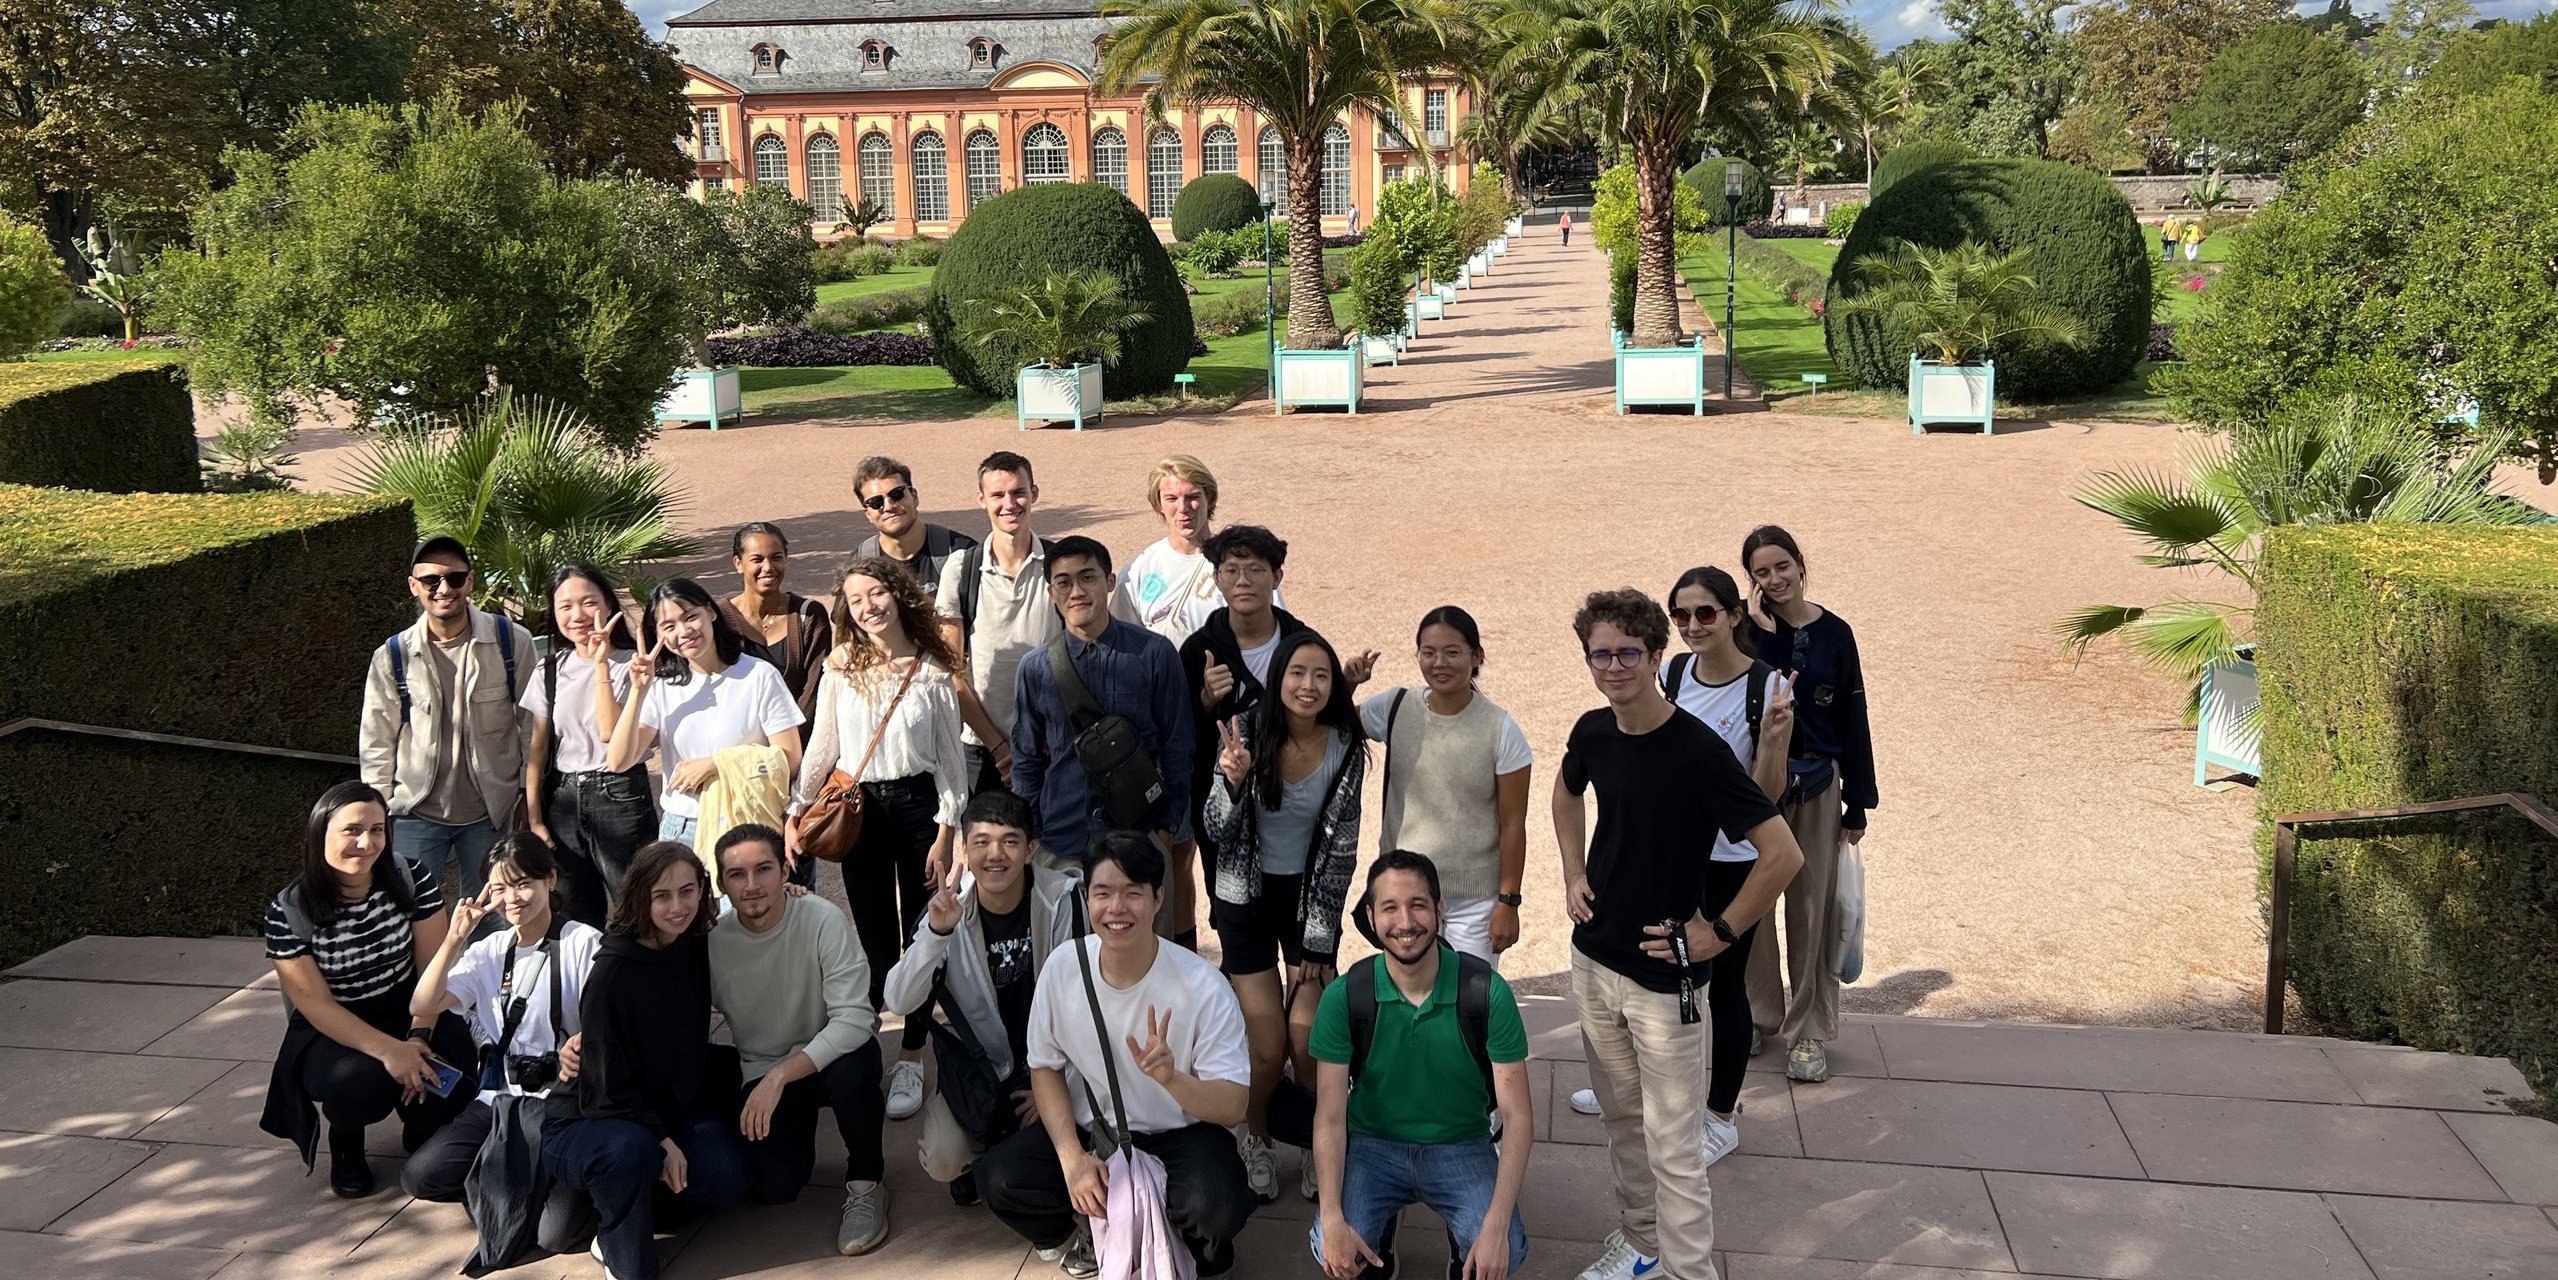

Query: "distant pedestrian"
left=1559, top=211, right=1572, bottom=247
left=2180, top=219, right=2203, bottom=262
left=2159, top=217, right=2179, bottom=262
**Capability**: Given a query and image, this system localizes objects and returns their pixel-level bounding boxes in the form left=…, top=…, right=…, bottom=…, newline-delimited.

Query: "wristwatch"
left=1495, top=892, right=1525, bottom=908
left=405, top=1026, right=435, bottom=1044
left=1708, top=916, right=1739, bottom=946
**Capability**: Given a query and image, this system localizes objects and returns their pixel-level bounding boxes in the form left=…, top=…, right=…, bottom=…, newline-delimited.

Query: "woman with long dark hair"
left=523, top=564, right=654, bottom=926
left=784, top=555, right=971, bottom=1123
left=604, top=577, right=805, bottom=850
left=1740, top=525, right=1876, bottom=1085
left=1203, top=629, right=1369, bottom=1203
left=259, top=781, right=476, bottom=1199
left=722, top=522, right=834, bottom=721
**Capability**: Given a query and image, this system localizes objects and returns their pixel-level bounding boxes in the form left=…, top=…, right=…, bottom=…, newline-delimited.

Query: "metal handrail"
left=2265, top=792, right=2558, bottom=1033
left=0, top=717, right=358, bottom=766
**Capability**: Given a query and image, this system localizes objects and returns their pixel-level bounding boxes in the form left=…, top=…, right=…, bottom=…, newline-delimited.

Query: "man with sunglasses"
left=852, top=455, right=977, bottom=607
left=359, top=536, right=537, bottom=898
left=1551, top=588, right=1801, bottom=1280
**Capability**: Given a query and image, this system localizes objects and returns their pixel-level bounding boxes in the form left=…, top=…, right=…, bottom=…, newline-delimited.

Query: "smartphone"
left=424, top=1054, right=466, bottom=1098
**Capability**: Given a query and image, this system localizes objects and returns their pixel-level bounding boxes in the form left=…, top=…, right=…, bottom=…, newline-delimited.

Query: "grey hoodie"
left=880, top=863, right=1081, bottom=1080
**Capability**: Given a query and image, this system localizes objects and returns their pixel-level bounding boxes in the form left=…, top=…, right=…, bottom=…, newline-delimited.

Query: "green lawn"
left=1768, top=238, right=1841, bottom=274
left=1678, top=251, right=1839, bottom=399
left=812, top=263, right=936, bottom=305
left=30, top=347, right=183, bottom=364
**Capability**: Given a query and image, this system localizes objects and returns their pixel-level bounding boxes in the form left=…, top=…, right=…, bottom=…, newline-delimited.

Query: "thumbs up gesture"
left=1200, top=657, right=1236, bottom=710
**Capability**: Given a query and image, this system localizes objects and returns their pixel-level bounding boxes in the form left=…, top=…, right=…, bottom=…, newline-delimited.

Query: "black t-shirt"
left=980, top=896, right=1036, bottom=1059
left=1561, top=705, right=1783, bottom=993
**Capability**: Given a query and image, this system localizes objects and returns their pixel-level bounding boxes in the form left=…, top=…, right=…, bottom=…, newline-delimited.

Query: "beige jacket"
left=358, top=607, right=536, bottom=824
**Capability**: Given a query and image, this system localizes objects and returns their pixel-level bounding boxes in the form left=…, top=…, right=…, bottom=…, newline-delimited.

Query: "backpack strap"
left=1745, top=659, right=1771, bottom=743
left=1455, top=951, right=1497, bottom=1112
left=386, top=635, right=411, bottom=724
left=956, top=541, right=988, bottom=642
left=1344, top=955, right=1379, bottom=1085
left=1380, top=688, right=1408, bottom=805
left=495, top=619, right=519, bottom=699
left=1662, top=652, right=1693, bottom=701
left=1045, top=630, right=1103, bottom=732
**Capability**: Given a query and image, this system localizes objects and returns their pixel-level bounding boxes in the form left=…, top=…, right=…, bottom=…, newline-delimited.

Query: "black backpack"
left=1344, top=950, right=1498, bottom=1112
left=1662, top=652, right=1770, bottom=744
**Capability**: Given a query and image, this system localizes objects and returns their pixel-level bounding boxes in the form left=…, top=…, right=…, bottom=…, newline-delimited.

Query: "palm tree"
left=957, top=269, right=1156, bottom=370
left=1833, top=239, right=2089, bottom=366
left=1504, top=0, right=1849, bottom=348
left=2058, top=400, right=2537, bottom=710
left=1854, top=57, right=1942, bottom=179
left=1098, top=0, right=1459, bottom=348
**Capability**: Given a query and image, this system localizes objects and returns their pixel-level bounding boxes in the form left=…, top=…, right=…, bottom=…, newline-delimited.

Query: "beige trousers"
left=1572, top=948, right=1718, bottom=1280
left=917, top=1091, right=981, bottom=1184
left=1745, top=776, right=1843, bottom=1047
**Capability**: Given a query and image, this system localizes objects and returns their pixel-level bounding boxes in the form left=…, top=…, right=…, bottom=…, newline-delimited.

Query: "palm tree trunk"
left=1283, top=137, right=1340, bottom=349
left=1630, top=137, right=1683, bottom=350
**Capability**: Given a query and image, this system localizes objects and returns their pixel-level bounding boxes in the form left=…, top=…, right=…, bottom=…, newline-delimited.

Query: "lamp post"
left=1723, top=159, right=1743, bottom=398
left=1260, top=185, right=1278, bottom=380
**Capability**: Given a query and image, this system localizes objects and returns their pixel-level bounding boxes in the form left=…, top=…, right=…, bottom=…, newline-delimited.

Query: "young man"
left=1173, top=523, right=1304, bottom=944
left=977, top=831, right=1256, bottom=1279
left=1009, top=535, right=1193, bottom=885
left=1309, top=851, right=1533, bottom=1280
left=880, top=790, right=1083, bottom=1203
left=709, top=825, right=891, bottom=1256
left=937, top=451, right=1059, bottom=795
left=360, top=535, right=536, bottom=896
left=1553, top=589, right=1803, bottom=1280
left=1110, top=455, right=1283, bottom=647
left=853, top=455, right=978, bottom=606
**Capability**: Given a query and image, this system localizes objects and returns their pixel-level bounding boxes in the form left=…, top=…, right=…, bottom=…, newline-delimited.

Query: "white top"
left=1238, top=631, right=1284, bottom=685
left=1358, top=691, right=1534, bottom=774
left=936, top=537, right=1060, bottom=742
left=1027, top=936, right=1253, bottom=1134
left=638, top=653, right=805, bottom=818
left=521, top=651, right=634, bottom=776
left=443, top=921, right=603, bottom=1096
left=1108, top=538, right=1287, bottom=648
left=1669, top=664, right=1764, bottom=862
left=790, top=658, right=972, bottom=827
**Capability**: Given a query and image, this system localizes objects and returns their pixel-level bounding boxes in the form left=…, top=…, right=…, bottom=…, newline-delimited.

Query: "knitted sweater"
left=1202, top=715, right=1367, bottom=961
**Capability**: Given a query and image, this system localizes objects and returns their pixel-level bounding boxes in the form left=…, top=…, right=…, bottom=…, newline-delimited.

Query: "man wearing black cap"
left=358, top=536, right=537, bottom=897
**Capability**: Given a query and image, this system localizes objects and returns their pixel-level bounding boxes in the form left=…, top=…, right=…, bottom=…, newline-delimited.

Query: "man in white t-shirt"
left=976, top=831, right=1256, bottom=1279
left=1109, top=455, right=1291, bottom=650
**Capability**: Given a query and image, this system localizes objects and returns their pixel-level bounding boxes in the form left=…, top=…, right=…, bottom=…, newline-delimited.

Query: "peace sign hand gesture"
left=1125, top=1005, right=1178, bottom=1086
left=627, top=637, right=667, bottom=695
left=573, top=610, right=624, bottom=664
left=1215, top=718, right=1252, bottom=789
left=925, top=854, right=965, bottom=935
left=1762, top=670, right=1796, bottom=743
left=448, top=880, right=496, bottom=942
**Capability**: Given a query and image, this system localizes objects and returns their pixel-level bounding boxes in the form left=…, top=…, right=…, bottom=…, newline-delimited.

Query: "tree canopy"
left=2072, top=0, right=2287, bottom=169
left=2175, top=22, right=2368, bottom=170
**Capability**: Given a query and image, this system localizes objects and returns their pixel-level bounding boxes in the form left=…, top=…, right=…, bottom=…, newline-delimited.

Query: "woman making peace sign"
left=604, top=578, right=806, bottom=851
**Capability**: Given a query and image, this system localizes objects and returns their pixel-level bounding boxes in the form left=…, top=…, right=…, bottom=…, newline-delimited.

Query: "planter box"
left=1358, top=334, right=1400, bottom=367
left=1505, top=216, right=1524, bottom=237
left=1908, top=357, right=1996, bottom=435
left=655, top=366, right=743, bottom=431
left=1273, top=347, right=1361, bottom=414
left=1614, top=338, right=1708, bottom=415
left=1435, top=282, right=1457, bottom=302
left=2195, top=653, right=2262, bottom=785
left=1471, top=252, right=1491, bottom=276
left=1415, top=293, right=1446, bottom=320
left=1017, top=362, right=1104, bottom=431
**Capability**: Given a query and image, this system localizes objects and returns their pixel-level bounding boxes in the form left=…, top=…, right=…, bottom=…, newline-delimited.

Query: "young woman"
left=1357, top=605, right=1531, bottom=967
left=400, top=835, right=605, bottom=1257
left=1203, top=630, right=1368, bottom=1204
left=1565, top=568, right=1793, bottom=1164
left=722, top=522, right=834, bottom=721
left=540, top=842, right=748, bottom=1280
left=258, top=781, right=476, bottom=1199
left=1742, top=526, right=1877, bottom=1086
left=784, top=556, right=970, bottom=1126
left=605, top=578, right=805, bottom=852
left=523, top=565, right=654, bottom=927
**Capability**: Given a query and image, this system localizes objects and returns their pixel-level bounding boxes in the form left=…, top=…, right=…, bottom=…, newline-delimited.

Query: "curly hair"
left=827, top=555, right=963, bottom=681
left=1572, top=587, right=1671, bottom=654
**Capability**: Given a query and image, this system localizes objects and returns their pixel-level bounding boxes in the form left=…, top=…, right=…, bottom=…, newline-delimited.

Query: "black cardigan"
left=1748, top=608, right=1878, bottom=827
left=1177, top=606, right=1310, bottom=837
left=549, top=932, right=715, bottom=1137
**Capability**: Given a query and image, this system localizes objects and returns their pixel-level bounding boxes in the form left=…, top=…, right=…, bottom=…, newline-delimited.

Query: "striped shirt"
left=265, top=857, right=442, bottom=1002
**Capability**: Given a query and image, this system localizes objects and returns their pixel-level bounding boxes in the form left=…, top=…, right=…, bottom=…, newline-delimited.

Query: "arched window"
left=753, top=134, right=789, bottom=188
left=1320, top=124, right=1350, bottom=217
left=859, top=40, right=888, bottom=72
left=805, top=133, right=843, bottom=223
left=965, top=129, right=1001, bottom=209
left=1023, top=123, right=1070, bottom=183
left=1202, top=124, right=1238, bottom=174
left=968, top=37, right=996, bottom=68
left=751, top=43, right=783, bottom=75
left=1091, top=126, right=1128, bottom=195
left=912, top=131, right=949, bottom=222
left=1257, top=126, right=1287, bottom=206
left=1146, top=127, right=1183, bottom=219
left=858, top=133, right=894, bottom=218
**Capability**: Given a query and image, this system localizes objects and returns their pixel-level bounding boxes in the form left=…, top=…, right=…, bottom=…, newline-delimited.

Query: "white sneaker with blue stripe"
left=1575, top=1229, right=1660, bottom=1280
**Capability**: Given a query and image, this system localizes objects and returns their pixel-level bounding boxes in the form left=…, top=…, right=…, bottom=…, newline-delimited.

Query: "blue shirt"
left=1010, top=618, right=1195, bottom=860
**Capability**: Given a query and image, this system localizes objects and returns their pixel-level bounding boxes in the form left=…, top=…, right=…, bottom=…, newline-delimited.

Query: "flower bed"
left=707, top=327, right=936, bottom=367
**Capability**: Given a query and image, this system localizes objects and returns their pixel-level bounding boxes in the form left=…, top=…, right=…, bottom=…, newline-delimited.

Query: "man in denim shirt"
left=1010, top=535, right=1195, bottom=899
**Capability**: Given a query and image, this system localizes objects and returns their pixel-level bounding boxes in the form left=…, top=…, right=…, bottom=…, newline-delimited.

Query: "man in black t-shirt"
left=1553, top=589, right=1802, bottom=1280
left=881, top=790, right=1083, bottom=1205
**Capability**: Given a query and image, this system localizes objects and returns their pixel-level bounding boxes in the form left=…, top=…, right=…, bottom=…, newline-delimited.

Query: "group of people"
left=259, top=449, right=1875, bottom=1280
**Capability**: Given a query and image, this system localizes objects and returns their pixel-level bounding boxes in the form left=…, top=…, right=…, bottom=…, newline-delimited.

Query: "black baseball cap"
left=410, top=535, right=471, bottom=567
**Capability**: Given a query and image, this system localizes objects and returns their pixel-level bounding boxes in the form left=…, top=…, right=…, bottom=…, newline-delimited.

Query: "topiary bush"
left=928, top=183, right=1194, bottom=396
left=0, top=358, right=198, bottom=493
left=1610, top=251, right=1636, bottom=335
left=0, top=215, right=67, bottom=359
left=1171, top=173, right=1263, bottom=242
left=1869, top=139, right=1973, bottom=205
left=1680, top=157, right=1771, bottom=226
left=1824, top=157, right=2151, bottom=400
left=1345, top=225, right=1409, bottom=338
left=1825, top=201, right=1864, bottom=239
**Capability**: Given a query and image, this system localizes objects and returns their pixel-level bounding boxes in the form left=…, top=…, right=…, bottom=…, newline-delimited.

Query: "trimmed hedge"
left=0, top=484, right=414, bottom=964
left=1171, top=174, right=1263, bottom=242
left=0, top=358, right=198, bottom=493
left=1681, top=157, right=1772, bottom=226
left=1869, top=139, right=1972, bottom=205
left=2257, top=525, right=2558, bottom=1101
left=927, top=183, right=1194, bottom=397
left=1824, top=158, right=2152, bottom=400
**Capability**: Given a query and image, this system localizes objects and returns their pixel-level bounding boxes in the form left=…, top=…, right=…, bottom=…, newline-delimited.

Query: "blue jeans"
left=658, top=811, right=697, bottom=845
left=542, top=1108, right=749, bottom=1280
left=1308, top=1134, right=1526, bottom=1273
left=395, top=816, right=500, bottom=898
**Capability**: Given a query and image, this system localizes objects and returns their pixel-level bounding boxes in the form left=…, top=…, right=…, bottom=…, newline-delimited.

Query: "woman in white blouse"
left=785, top=555, right=970, bottom=1124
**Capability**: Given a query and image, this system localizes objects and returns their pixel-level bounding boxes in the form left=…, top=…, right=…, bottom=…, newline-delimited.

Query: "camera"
left=507, top=1052, right=561, bottom=1091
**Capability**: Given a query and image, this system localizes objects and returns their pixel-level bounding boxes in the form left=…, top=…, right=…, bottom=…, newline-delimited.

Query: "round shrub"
left=927, top=183, right=1194, bottom=396
left=1824, top=157, right=2152, bottom=400
left=0, top=216, right=69, bottom=359
left=1171, top=174, right=1263, bottom=242
left=1825, top=201, right=1864, bottom=239
left=1680, top=157, right=1771, bottom=226
left=1868, top=139, right=1972, bottom=205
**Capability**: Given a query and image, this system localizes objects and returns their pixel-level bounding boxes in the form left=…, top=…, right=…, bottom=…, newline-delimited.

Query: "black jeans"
left=732, top=1040, right=887, bottom=1199
left=298, top=1005, right=476, bottom=1146
left=400, top=1098, right=596, bottom=1252
left=964, top=742, right=1005, bottom=797
left=840, top=774, right=940, bottom=1053
left=977, top=1118, right=1256, bottom=1255
left=1701, top=857, right=1758, bottom=1117
left=543, top=767, right=658, bottom=929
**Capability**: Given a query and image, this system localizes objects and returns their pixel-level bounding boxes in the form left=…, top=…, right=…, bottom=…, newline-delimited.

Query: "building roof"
left=668, top=0, right=1100, bottom=25
left=674, top=10, right=1118, bottom=97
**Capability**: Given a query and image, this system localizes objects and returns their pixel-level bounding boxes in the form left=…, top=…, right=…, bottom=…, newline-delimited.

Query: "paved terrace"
left=5, top=935, right=2555, bottom=1280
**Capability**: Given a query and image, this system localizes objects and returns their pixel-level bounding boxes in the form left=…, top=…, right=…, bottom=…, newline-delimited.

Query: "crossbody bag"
left=795, top=659, right=922, bottom=863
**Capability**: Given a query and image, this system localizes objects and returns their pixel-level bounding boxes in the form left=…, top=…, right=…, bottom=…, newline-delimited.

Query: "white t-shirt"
left=1669, top=663, right=1767, bottom=862
left=638, top=653, right=806, bottom=818
left=442, top=920, right=603, bottom=1096
left=1027, top=936, right=1253, bottom=1134
left=1109, top=538, right=1287, bottom=648
left=1357, top=692, right=1534, bottom=774
left=1238, top=631, right=1285, bottom=685
left=520, top=651, right=635, bottom=775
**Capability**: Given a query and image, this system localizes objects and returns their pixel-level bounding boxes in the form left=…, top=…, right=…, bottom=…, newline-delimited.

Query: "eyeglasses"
left=1215, top=561, right=1274, bottom=582
left=1669, top=605, right=1725, bottom=627
left=412, top=570, right=472, bottom=594
left=1585, top=648, right=1649, bottom=671
left=860, top=484, right=913, bottom=512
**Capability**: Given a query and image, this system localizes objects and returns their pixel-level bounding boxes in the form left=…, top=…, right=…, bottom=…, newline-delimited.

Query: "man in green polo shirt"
left=1308, top=851, right=1533, bottom=1280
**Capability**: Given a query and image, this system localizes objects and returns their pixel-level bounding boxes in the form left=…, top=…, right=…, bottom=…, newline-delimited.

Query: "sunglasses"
left=1669, top=605, right=1727, bottom=627
left=860, top=484, right=913, bottom=512
left=412, top=570, right=472, bottom=594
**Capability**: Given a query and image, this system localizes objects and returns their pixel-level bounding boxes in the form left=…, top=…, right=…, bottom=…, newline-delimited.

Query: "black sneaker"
left=948, top=1171, right=981, bottom=1207
left=1357, top=1250, right=1399, bottom=1280
left=327, top=1126, right=374, bottom=1199
left=1195, top=1238, right=1237, bottom=1279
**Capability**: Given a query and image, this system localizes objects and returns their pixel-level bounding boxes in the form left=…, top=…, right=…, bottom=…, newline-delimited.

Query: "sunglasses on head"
left=412, top=570, right=472, bottom=593
left=860, top=484, right=913, bottom=512
left=1669, top=605, right=1726, bottom=627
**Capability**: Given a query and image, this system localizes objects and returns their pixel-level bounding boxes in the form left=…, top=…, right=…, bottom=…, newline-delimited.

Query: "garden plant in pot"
left=1834, top=239, right=2088, bottom=434
left=1345, top=226, right=1409, bottom=366
left=959, top=268, right=1155, bottom=431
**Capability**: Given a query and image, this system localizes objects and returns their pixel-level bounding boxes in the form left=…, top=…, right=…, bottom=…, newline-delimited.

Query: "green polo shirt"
left=1309, top=947, right=1529, bottom=1145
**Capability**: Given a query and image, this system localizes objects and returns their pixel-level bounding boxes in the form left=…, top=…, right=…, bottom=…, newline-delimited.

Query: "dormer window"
left=750, top=43, right=783, bottom=75
left=860, top=39, right=888, bottom=70
left=968, top=37, right=996, bottom=69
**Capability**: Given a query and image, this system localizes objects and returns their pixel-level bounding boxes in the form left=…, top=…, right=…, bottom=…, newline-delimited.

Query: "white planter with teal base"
left=1415, top=293, right=1446, bottom=320
left=1358, top=333, right=1400, bottom=367
left=1017, top=362, right=1104, bottom=431
left=1273, top=347, right=1362, bottom=414
left=1908, top=357, right=1996, bottom=435
left=1614, top=338, right=1708, bottom=415
left=2195, top=652, right=2262, bottom=785
left=1505, top=216, right=1524, bottom=237
left=655, top=366, right=743, bottom=431
left=1435, top=282, right=1457, bottom=303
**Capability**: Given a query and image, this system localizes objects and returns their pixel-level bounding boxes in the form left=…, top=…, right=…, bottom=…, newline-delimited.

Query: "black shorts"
left=1210, top=871, right=1308, bottom=977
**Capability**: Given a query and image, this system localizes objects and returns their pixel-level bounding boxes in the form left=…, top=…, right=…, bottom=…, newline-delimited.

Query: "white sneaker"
left=1239, top=1132, right=1279, bottom=1202
left=885, top=1058, right=926, bottom=1121
left=1300, top=1147, right=1319, bottom=1200
left=1058, top=1221, right=1099, bottom=1278
left=1575, top=1229, right=1659, bottom=1280
left=1568, top=1088, right=1601, bottom=1116
left=1701, top=1110, right=1741, bottom=1166
left=590, top=1235, right=621, bottom=1280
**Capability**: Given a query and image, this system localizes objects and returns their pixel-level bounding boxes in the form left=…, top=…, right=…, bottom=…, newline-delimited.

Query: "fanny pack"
left=1784, top=757, right=1838, bottom=807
